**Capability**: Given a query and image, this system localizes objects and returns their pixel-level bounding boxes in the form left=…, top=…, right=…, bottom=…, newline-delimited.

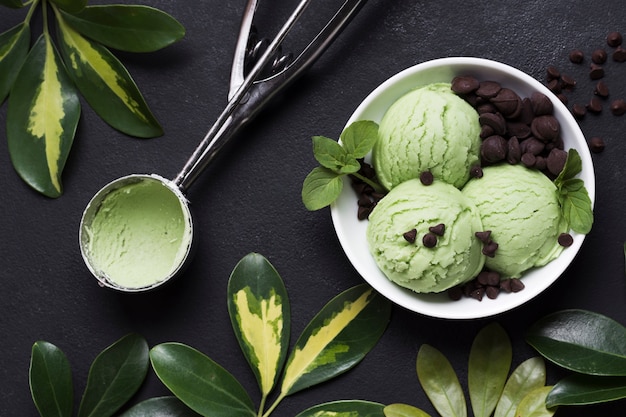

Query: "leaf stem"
left=261, top=392, right=286, bottom=417
left=257, top=395, right=267, bottom=417
left=351, top=172, right=385, bottom=193
left=24, top=0, right=39, bottom=24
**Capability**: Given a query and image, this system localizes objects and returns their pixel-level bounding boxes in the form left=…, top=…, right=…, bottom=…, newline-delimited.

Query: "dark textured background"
left=2, top=0, right=626, bottom=415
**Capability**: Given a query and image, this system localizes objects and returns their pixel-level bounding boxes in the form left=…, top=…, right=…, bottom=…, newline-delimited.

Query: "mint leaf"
left=555, top=148, right=583, bottom=185
left=312, top=135, right=359, bottom=174
left=340, top=120, right=379, bottom=158
left=302, top=167, right=343, bottom=211
left=558, top=178, right=593, bottom=234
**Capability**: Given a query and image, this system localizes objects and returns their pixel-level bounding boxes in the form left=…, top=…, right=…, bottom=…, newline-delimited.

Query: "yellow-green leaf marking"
left=233, top=286, right=283, bottom=395
left=280, top=288, right=373, bottom=395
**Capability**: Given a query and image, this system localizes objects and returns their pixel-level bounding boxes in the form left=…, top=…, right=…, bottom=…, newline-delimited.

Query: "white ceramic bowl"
left=330, top=57, right=595, bottom=319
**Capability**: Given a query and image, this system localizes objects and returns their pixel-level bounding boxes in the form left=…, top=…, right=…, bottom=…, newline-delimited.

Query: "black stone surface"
left=2, top=0, right=626, bottom=415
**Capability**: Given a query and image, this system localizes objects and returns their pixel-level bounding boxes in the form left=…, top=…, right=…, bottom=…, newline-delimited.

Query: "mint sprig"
left=302, top=120, right=383, bottom=211
left=554, top=148, right=593, bottom=234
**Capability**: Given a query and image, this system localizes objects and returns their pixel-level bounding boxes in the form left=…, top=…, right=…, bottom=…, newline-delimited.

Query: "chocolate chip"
left=507, top=136, right=521, bottom=164
left=470, top=287, right=485, bottom=301
left=509, top=278, right=525, bottom=292
left=419, top=171, right=434, bottom=185
left=357, top=206, right=372, bottom=220
left=485, top=286, right=500, bottom=300
left=589, top=136, right=605, bottom=153
left=477, top=271, right=501, bottom=287
left=571, top=103, right=587, bottom=119
left=590, top=63, right=605, bottom=80
left=506, top=122, right=531, bottom=139
left=558, top=233, right=574, bottom=247
left=499, top=279, right=512, bottom=293
left=479, top=112, right=507, bottom=135
left=587, top=96, right=603, bottom=113
left=521, top=152, right=536, bottom=167
left=546, top=65, right=561, bottom=81
left=610, top=98, right=626, bottom=116
left=476, top=80, right=502, bottom=99
left=429, top=223, right=445, bottom=236
left=530, top=92, right=554, bottom=116
left=470, top=165, right=483, bottom=178
left=475, top=230, right=492, bottom=243
left=531, top=115, right=560, bottom=142
left=422, top=233, right=437, bottom=248
left=546, top=148, right=568, bottom=176
left=403, top=228, right=417, bottom=243
left=595, top=81, right=610, bottom=97
left=569, top=49, right=584, bottom=64
left=491, top=88, right=523, bottom=118
left=448, top=286, right=463, bottom=301
left=482, top=240, right=499, bottom=257
left=592, top=49, right=608, bottom=64
left=520, top=137, right=546, bottom=155
left=451, top=75, right=480, bottom=94
left=557, top=94, right=568, bottom=105
left=608, top=31, right=623, bottom=47
left=547, top=79, right=561, bottom=94
left=534, top=155, right=547, bottom=171
left=480, top=124, right=495, bottom=139
left=560, top=74, right=577, bottom=90
left=480, top=135, right=508, bottom=163
left=613, top=46, right=626, bottom=62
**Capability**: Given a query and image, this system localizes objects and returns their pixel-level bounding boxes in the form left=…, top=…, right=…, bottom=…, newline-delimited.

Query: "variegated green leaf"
left=150, top=343, right=256, bottom=417
left=384, top=403, right=433, bottom=417
left=494, top=357, right=546, bottom=417
left=0, top=22, right=30, bottom=103
left=546, top=374, right=626, bottom=406
left=78, top=334, right=149, bottom=417
left=117, top=396, right=201, bottom=417
left=279, top=284, right=391, bottom=397
left=29, top=341, right=74, bottom=417
left=515, top=387, right=556, bottom=417
left=7, top=33, right=80, bottom=198
left=56, top=13, right=162, bottom=138
left=417, top=344, right=467, bottom=417
left=468, top=323, right=512, bottom=417
left=0, top=0, right=24, bottom=8
left=50, top=0, right=86, bottom=14
left=295, top=400, right=386, bottom=417
left=227, top=253, right=290, bottom=399
left=60, top=5, right=185, bottom=53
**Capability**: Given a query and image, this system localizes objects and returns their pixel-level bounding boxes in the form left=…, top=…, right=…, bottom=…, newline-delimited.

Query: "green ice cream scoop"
left=367, top=179, right=485, bottom=293
left=373, top=82, right=481, bottom=190
left=462, top=164, right=567, bottom=278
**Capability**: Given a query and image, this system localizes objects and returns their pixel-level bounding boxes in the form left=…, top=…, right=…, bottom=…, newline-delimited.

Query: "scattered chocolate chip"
left=477, top=271, right=501, bottom=287
left=521, top=152, right=536, bottom=168
left=469, top=287, right=485, bottom=301
left=531, top=115, right=560, bottom=142
left=448, top=286, right=463, bottom=301
left=480, top=135, right=508, bottom=163
left=569, top=49, right=584, bottom=63
left=507, top=136, right=521, bottom=164
left=530, top=92, right=554, bottom=116
left=419, top=171, right=434, bottom=185
left=613, top=46, right=626, bottom=62
left=506, top=122, right=531, bottom=139
left=546, top=65, right=561, bottom=81
left=607, top=31, right=623, bottom=47
left=546, top=148, right=568, bottom=176
left=479, top=112, right=507, bottom=135
left=403, top=228, right=417, bottom=243
left=547, top=78, right=561, bottom=94
left=470, top=165, right=483, bottom=178
left=491, top=88, right=523, bottom=118
left=482, top=240, right=499, bottom=257
left=589, top=63, right=605, bottom=80
left=557, top=93, right=568, bottom=105
left=594, top=81, right=610, bottom=97
left=476, top=80, right=502, bottom=99
left=587, top=96, right=603, bottom=113
left=589, top=136, right=605, bottom=153
left=485, top=286, right=500, bottom=300
left=509, top=278, right=525, bottom=292
left=535, top=155, right=547, bottom=171
left=520, top=137, right=546, bottom=155
left=422, top=233, right=437, bottom=248
left=592, top=49, right=608, bottom=64
left=429, top=223, right=445, bottom=236
left=357, top=206, right=372, bottom=220
left=475, top=230, right=492, bottom=243
left=560, top=74, right=577, bottom=90
left=571, top=103, right=587, bottom=119
left=610, top=98, right=626, bottom=115
left=499, top=279, right=512, bottom=293
left=451, top=75, right=480, bottom=94
left=558, top=233, right=574, bottom=247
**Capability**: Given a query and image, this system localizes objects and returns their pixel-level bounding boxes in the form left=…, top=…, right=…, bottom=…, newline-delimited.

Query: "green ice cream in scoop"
left=367, top=179, right=485, bottom=293
left=373, top=82, right=481, bottom=190
left=462, top=164, right=567, bottom=278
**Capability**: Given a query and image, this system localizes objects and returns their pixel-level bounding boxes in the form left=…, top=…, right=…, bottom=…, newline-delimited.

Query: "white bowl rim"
left=330, top=56, right=596, bottom=319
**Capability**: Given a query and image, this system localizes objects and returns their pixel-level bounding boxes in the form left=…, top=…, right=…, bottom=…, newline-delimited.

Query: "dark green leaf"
left=495, top=357, right=546, bottom=417
left=60, top=5, right=185, bottom=53
left=384, top=403, right=433, bottom=417
left=340, top=120, right=379, bottom=159
left=547, top=374, right=626, bottom=406
left=515, top=386, right=556, bottom=417
left=150, top=343, right=256, bottom=417
left=527, top=309, right=626, bottom=376
left=0, top=0, right=24, bottom=8
left=29, top=341, right=73, bottom=417
left=296, top=400, right=385, bottom=417
left=118, top=396, right=201, bottom=417
left=279, top=284, right=391, bottom=397
left=0, top=22, right=30, bottom=103
left=78, top=334, right=149, bottom=417
left=558, top=178, right=593, bottom=234
left=554, top=149, right=582, bottom=185
left=50, top=0, right=86, bottom=14
left=301, top=166, right=343, bottom=210
left=56, top=15, right=162, bottom=138
left=416, top=344, right=467, bottom=417
left=7, top=34, right=80, bottom=198
left=312, top=135, right=354, bottom=173
left=227, top=253, right=290, bottom=398
left=468, top=323, right=512, bottom=417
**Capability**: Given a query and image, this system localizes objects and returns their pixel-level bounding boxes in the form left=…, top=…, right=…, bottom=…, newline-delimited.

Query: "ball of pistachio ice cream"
left=462, top=164, right=567, bottom=278
left=372, top=82, right=481, bottom=190
left=366, top=179, right=486, bottom=293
